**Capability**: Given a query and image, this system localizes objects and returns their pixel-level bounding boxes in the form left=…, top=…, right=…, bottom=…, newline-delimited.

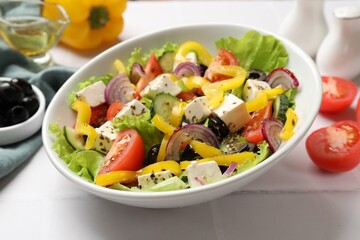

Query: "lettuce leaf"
left=111, top=112, right=164, bottom=153
left=215, top=30, right=288, bottom=73
left=49, top=123, right=74, bottom=158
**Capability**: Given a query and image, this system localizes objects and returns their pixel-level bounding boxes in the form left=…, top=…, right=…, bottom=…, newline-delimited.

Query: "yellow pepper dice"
left=95, top=170, right=137, bottom=187
left=71, top=100, right=91, bottom=128
left=189, top=140, right=222, bottom=158
left=280, top=108, right=298, bottom=140
left=152, top=114, right=176, bottom=135
left=245, top=92, right=269, bottom=113
left=175, top=41, right=213, bottom=66
left=180, top=152, right=256, bottom=170
left=170, top=102, right=187, bottom=127
left=137, top=160, right=182, bottom=177
left=75, top=123, right=98, bottom=149
left=202, top=65, right=247, bottom=108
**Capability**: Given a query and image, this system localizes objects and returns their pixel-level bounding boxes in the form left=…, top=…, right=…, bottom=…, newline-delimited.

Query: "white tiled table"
left=1, top=1, right=360, bottom=239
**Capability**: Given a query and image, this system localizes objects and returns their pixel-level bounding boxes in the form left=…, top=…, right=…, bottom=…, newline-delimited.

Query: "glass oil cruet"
left=0, top=0, right=69, bottom=67
left=316, top=6, right=360, bottom=80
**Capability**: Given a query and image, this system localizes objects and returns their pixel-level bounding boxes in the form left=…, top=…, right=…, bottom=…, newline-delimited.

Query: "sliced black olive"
left=199, top=64, right=208, bottom=77
left=248, top=69, right=267, bottom=81
left=181, top=144, right=200, bottom=161
left=10, top=78, right=33, bottom=96
left=6, top=106, right=29, bottom=125
left=145, top=144, right=161, bottom=165
left=0, top=82, right=25, bottom=104
left=21, top=95, right=39, bottom=116
left=208, top=115, right=230, bottom=140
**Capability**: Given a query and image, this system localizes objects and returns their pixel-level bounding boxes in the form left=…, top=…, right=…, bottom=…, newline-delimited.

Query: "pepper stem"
left=89, top=6, right=109, bottom=29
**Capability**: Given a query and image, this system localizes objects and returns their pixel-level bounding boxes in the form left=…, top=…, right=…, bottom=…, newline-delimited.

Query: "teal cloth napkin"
left=0, top=45, right=76, bottom=179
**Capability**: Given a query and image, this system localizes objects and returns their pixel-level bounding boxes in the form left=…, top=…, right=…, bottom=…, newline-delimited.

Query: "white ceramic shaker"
left=279, top=0, right=328, bottom=58
left=316, top=6, right=360, bottom=80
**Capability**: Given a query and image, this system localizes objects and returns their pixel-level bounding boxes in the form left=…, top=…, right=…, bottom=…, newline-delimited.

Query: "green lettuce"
left=215, top=30, right=288, bottom=73
left=49, top=123, right=74, bottom=158
left=236, top=141, right=271, bottom=173
left=111, top=112, right=164, bottom=153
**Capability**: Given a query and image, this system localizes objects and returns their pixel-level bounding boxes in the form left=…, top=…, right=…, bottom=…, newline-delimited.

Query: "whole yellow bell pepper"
left=44, top=0, right=127, bottom=50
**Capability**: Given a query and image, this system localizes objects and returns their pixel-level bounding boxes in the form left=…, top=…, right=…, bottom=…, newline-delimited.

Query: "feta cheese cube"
left=140, top=74, right=182, bottom=99
left=76, top=81, right=106, bottom=107
left=115, top=99, right=149, bottom=118
left=93, top=121, right=118, bottom=153
left=212, top=94, right=251, bottom=133
left=242, top=79, right=271, bottom=102
left=184, top=96, right=211, bottom=123
left=186, top=161, right=223, bottom=188
left=137, top=170, right=174, bottom=190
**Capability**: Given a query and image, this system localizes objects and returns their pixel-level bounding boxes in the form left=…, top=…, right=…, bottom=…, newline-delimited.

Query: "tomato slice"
left=242, top=100, right=273, bottom=144
left=136, top=53, right=162, bottom=92
left=106, top=100, right=124, bottom=121
left=204, top=48, right=239, bottom=82
left=306, top=120, right=360, bottom=173
left=89, top=103, right=108, bottom=127
left=176, top=91, right=197, bottom=101
left=99, top=128, right=145, bottom=174
left=320, top=76, right=358, bottom=113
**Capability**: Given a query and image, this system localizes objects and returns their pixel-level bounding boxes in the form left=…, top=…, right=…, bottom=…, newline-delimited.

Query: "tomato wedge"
left=306, top=120, right=360, bottom=173
left=204, top=48, right=239, bottom=82
left=242, top=100, right=273, bottom=144
left=89, top=103, right=108, bottom=127
left=320, top=76, right=358, bottom=113
left=136, top=53, right=162, bottom=92
left=99, top=128, right=145, bottom=174
left=176, top=91, right=197, bottom=101
left=106, top=100, right=124, bottom=121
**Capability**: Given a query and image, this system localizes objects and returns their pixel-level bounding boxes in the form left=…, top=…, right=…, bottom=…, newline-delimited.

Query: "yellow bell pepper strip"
left=152, top=114, right=176, bottom=135
left=175, top=41, right=214, bottom=66
left=114, top=59, right=126, bottom=74
left=280, top=108, right=298, bottom=140
left=180, top=152, right=256, bottom=170
left=183, top=76, right=210, bottom=90
left=156, top=135, right=170, bottom=162
left=44, top=0, right=127, bottom=50
left=71, top=100, right=91, bottom=128
left=95, top=170, right=137, bottom=187
left=202, top=65, right=247, bottom=108
left=137, top=160, right=182, bottom=177
left=75, top=122, right=98, bottom=149
left=245, top=92, right=269, bottom=113
left=261, top=88, right=285, bottom=100
left=170, top=101, right=187, bottom=127
left=189, top=140, right=222, bottom=158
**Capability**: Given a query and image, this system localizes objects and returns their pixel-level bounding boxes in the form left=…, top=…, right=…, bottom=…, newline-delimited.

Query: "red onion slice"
left=261, top=118, right=284, bottom=153
left=223, top=162, right=237, bottom=175
left=165, top=124, right=220, bottom=161
left=173, top=62, right=202, bottom=78
left=104, top=73, right=135, bottom=105
left=266, top=67, right=299, bottom=90
left=130, top=63, right=145, bottom=84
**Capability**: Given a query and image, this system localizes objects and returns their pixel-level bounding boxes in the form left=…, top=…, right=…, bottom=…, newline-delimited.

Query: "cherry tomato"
left=320, top=76, right=358, bottom=113
left=136, top=53, right=162, bottom=92
left=89, top=103, right=108, bottom=127
left=306, top=120, right=360, bottom=173
left=356, top=97, right=360, bottom=124
left=242, top=100, right=273, bottom=144
left=99, top=128, right=145, bottom=174
left=204, top=48, right=239, bottom=82
left=106, top=100, right=124, bottom=121
left=176, top=91, right=197, bottom=101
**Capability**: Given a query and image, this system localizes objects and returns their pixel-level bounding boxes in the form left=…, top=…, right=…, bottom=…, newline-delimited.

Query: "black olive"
left=181, top=144, right=200, bottom=161
left=6, top=106, right=30, bottom=125
left=248, top=69, right=267, bottom=81
left=0, top=82, right=25, bottom=105
left=0, top=114, right=9, bottom=127
left=208, top=115, right=230, bottom=140
left=220, top=133, right=249, bottom=154
left=21, top=95, right=39, bottom=116
left=10, top=78, right=33, bottom=96
left=145, top=144, right=161, bottom=165
left=199, top=64, right=208, bottom=77
left=0, top=98, right=9, bottom=115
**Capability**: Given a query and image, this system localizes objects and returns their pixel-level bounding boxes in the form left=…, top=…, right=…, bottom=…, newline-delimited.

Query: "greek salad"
left=50, top=30, right=299, bottom=192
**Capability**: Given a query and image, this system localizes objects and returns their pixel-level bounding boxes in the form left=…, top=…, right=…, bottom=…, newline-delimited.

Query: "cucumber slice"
left=273, top=94, right=289, bottom=123
left=64, top=126, right=85, bottom=150
left=159, top=51, right=175, bottom=73
left=153, top=93, right=179, bottom=122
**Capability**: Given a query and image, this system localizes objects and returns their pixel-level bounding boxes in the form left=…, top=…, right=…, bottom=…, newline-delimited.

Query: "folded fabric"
left=0, top=44, right=76, bottom=179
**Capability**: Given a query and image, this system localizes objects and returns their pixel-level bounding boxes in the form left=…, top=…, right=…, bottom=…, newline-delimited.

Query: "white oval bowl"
left=0, top=78, right=45, bottom=146
left=42, top=23, right=322, bottom=208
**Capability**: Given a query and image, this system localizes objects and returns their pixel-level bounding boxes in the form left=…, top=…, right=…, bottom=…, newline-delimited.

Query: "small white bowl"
left=42, top=23, right=322, bottom=208
left=0, top=78, right=45, bottom=146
